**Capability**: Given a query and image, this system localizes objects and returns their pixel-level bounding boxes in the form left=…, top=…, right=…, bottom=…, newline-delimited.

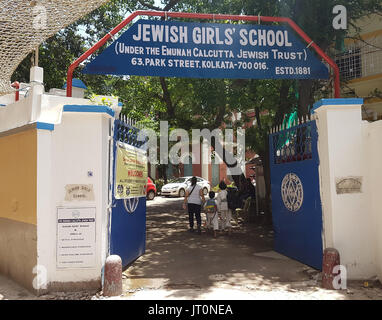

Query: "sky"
left=154, top=0, right=162, bottom=8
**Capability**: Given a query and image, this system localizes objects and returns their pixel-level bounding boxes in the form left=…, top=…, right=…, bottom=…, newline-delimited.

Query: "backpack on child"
left=205, top=199, right=217, bottom=214
left=226, top=187, right=238, bottom=210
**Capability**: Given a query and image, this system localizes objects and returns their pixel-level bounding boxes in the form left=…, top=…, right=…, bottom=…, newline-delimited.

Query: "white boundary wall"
left=0, top=67, right=116, bottom=292
left=314, top=99, right=382, bottom=281
left=364, top=120, right=382, bottom=282
left=37, top=111, right=112, bottom=291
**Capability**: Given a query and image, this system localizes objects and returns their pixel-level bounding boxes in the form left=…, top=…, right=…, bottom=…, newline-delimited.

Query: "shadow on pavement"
left=123, top=197, right=323, bottom=299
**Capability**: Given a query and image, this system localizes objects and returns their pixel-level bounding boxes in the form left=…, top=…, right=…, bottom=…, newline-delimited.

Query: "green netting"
left=0, top=0, right=109, bottom=95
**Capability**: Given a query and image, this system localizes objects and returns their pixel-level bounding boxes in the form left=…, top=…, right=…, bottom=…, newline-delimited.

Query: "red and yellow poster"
left=115, top=143, right=148, bottom=199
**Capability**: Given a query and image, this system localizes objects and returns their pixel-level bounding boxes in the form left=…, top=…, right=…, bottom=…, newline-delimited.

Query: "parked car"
left=161, top=176, right=211, bottom=198
left=146, top=177, right=156, bottom=200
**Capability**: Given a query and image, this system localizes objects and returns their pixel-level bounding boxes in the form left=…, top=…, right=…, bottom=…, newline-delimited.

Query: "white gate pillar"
left=313, top=98, right=376, bottom=279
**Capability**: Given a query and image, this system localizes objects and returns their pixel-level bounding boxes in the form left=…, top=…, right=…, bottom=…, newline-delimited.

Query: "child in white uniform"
left=204, top=191, right=219, bottom=237
left=216, top=181, right=232, bottom=235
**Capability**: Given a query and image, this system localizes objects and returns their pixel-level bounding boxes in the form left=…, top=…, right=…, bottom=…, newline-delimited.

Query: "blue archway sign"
left=83, top=19, right=329, bottom=79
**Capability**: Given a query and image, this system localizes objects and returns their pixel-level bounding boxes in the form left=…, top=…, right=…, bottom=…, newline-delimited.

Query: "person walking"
left=183, top=176, right=205, bottom=234
left=216, top=180, right=232, bottom=235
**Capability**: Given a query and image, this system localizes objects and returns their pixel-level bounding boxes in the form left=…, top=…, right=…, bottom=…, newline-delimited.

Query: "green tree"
left=11, top=26, right=86, bottom=91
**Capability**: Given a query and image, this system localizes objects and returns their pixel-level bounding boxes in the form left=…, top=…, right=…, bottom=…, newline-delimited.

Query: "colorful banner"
left=83, top=19, right=329, bottom=80
left=115, top=142, right=148, bottom=199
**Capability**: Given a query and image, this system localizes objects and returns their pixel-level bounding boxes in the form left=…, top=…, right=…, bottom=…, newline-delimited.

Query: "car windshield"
left=169, top=178, right=188, bottom=183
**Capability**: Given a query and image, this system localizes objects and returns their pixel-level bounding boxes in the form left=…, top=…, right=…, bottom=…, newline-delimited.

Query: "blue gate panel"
left=271, top=163, right=323, bottom=269
left=110, top=118, right=147, bottom=269
left=270, top=121, right=323, bottom=270
left=110, top=197, right=146, bottom=268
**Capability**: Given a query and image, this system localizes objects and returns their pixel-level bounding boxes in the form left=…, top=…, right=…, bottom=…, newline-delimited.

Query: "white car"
left=161, top=176, right=211, bottom=198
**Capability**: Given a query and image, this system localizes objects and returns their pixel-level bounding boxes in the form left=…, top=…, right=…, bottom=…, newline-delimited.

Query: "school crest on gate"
left=123, top=197, right=140, bottom=214
left=281, top=173, right=304, bottom=212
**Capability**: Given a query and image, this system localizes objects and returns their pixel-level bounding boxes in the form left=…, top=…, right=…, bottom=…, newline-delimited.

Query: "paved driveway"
left=119, top=196, right=382, bottom=300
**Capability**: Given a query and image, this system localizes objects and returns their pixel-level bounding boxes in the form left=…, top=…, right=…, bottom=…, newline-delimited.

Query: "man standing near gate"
left=183, top=176, right=205, bottom=234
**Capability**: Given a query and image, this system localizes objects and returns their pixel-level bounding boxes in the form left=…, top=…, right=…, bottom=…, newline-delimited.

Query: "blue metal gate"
left=110, top=116, right=147, bottom=268
left=269, top=120, right=323, bottom=270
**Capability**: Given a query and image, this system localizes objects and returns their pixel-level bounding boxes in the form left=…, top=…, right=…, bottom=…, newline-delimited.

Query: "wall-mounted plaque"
left=335, top=177, right=363, bottom=194
left=56, top=207, right=96, bottom=269
left=65, top=184, right=95, bottom=201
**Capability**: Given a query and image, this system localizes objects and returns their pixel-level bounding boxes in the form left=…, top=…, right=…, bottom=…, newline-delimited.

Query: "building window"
left=335, top=47, right=362, bottom=81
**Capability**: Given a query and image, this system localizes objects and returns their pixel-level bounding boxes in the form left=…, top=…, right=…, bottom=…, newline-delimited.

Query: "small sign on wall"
left=65, top=184, right=95, bottom=201
left=56, top=207, right=96, bottom=269
left=335, top=176, right=363, bottom=194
